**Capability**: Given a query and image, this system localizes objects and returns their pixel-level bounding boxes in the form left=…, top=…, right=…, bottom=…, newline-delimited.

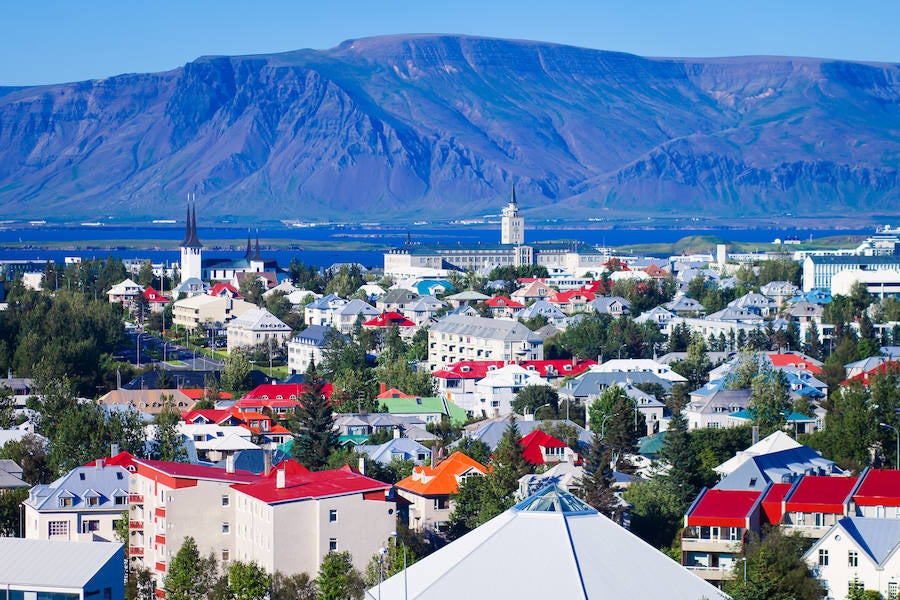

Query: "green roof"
left=382, top=396, right=468, bottom=426
left=638, top=432, right=668, bottom=455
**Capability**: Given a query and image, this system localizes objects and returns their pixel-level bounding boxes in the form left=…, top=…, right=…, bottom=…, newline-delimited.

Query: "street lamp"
left=527, top=402, right=553, bottom=420
left=136, top=332, right=149, bottom=366
left=741, top=556, right=747, bottom=585
left=880, top=423, right=899, bottom=470
left=388, top=531, right=408, bottom=600
left=600, top=412, right=618, bottom=439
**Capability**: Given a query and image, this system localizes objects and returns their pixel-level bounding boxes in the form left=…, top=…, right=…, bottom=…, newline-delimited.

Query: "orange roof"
left=376, top=387, right=416, bottom=399
left=395, top=451, right=488, bottom=496
left=180, top=389, right=233, bottom=400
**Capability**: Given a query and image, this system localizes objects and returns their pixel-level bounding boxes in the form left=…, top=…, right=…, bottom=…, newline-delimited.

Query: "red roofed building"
left=235, top=383, right=334, bottom=417
left=363, top=311, right=416, bottom=328
left=767, top=351, right=824, bottom=375
left=230, top=410, right=293, bottom=447
left=843, top=361, right=900, bottom=387
left=682, top=488, right=763, bottom=583
left=230, top=459, right=395, bottom=577
left=781, top=475, right=858, bottom=538
left=484, top=295, right=525, bottom=318
left=208, top=282, right=242, bottom=299
left=760, top=482, right=793, bottom=525
left=548, top=289, right=596, bottom=313
left=520, top=430, right=579, bottom=466
left=852, top=468, right=900, bottom=518
left=181, top=409, right=243, bottom=426
left=396, top=452, right=489, bottom=533
left=142, top=286, right=170, bottom=313
left=643, top=264, right=670, bottom=279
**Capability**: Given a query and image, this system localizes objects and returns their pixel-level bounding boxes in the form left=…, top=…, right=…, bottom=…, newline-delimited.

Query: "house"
left=172, top=294, right=256, bottom=331
left=287, top=325, right=340, bottom=375
left=444, top=290, right=490, bottom=309
left=511, top=280, right=555, bottom=303
left=684, top=387, right=752, bottom=429
left=363, top=311, right=416, bottom=330
left=802, top=254, right=900, bottom=292
left=233, top=382, right=334, bottom=417
left=472, top=365, right=547, bottom=418
left=24, top=462, right=131, bottom=543
left=381, top=395, right=468, bottom=427
left=520, top=429, right=579, bottom=466
left=98, top=389, right=195, bottom=415
left=208, top=282, right=242, bottom=299
left=548, top=289, right=596, bottom=313
left=850, top=468, right=900, bottom=519
left=589, top=296, right=632, bottom=316
left=403, top=295, right=446, bottom=326
left=682, top=488, right=764, bottom=583
left=304, top=294, right=347, bottom=327
left=355, top=437, right=432, bottom=466
left=726, top=409, right=819, bottom=435
left=780, top=475, right=859, bottom=538
left=760, top=281, right=800, bottom=307
left=804, top=518, right=900, bottom=600
left=457, top=418, right=592, bottom=451
left=107, top=278, right=143, bottom=308
left=0, top=459, right=28, bottom=491
left=332, top=299, right=380, bottom=334
left=141, top=286, right=170, bottom=313
left=177, top=423, right=258, bottom=462
left=590, top=358, right=688, bottom=384
left=373, top=485, right=726, bottom=599
left=226, top=308, right=293, bottom=353
left=515, top=300, right=568, bottom=326
left=664, top=295, right=707, bottom=317
left=332, top=413, right=428, bottom=445
left=377, top=289, right=420, bottom=313
left=714, top=446, right=843, bottom=490
left=483, top=295, right=525, bottom=318
left=728, top=292, right=777, bottom=317
left=714, top=430, right=803, bottom=477
left=0, top=538, right=124, bottom=600
left=428, top=314, right=543, bottom=371
left=395, top=452, right=489, bottom=533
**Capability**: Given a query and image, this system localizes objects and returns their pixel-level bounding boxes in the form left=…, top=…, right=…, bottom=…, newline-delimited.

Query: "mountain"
left=1, top=35, right=899, bottom=223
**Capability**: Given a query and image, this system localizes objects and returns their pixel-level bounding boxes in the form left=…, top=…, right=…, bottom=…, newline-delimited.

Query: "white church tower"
left=501, top=185, right=524, bottom=245
left=179, top=204, right=203, bottom=282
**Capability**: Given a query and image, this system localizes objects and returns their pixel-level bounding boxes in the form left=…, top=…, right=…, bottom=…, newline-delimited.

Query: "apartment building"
left=428, top=315, right=543, bottom=371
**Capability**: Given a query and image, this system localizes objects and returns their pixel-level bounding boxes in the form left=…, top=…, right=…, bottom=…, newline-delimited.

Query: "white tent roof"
left=367, top=486, right=727, bottom=600
left=0, top=538, right=121, bottom=588
left=714, top=430, right=802, bottom=476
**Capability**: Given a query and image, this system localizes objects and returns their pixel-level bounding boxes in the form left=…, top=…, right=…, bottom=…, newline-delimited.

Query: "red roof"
left=784, top=475, right=857, bottom=514
left=364, top=312, right=416, bottom=327
left=142, top=286, right=169, bottom=303
left=845, top=361, right=900, bottom=387
left=135, top=458, right=260, bottom=484
left=180, top=389, right=233, bottom=401
left=767, top=352, right=823, bottom=375
left=376, top=387, right=416, bottom=399
left=433, top=359, right=596, bottom=380
left=687, top=489, right=761, bottom=528
left=520, top=430, right=569, bottom=465
left=643, top=264, right=670, bottom=278
left=208, top=282, right=242, bottom=298
left=235, top=459, right=390, bottom=504
left=549, top=290, right=596, bottom=304
left=181, top=409, right=236, bottom=424
left=761, top=483, right=792, bottom=525
left=241, top=383, right=333, bottom=404
left=854, top=469, right=900, bottom=507
left=485, top=296, right=525, bottom=309
left=86, top=451, right=137, bottom=469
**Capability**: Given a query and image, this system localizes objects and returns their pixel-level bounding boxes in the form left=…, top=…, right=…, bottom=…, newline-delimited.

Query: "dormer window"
left=59, top=497, right=74, bottom=508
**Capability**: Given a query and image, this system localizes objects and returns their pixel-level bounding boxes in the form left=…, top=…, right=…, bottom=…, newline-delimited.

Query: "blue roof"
left=715, top=446, right=840, bottom=490
left=355, top=438, right=431, bottom=465
left=24, top=465, right=130, bottom=511
left=840, top=517, right=900, bottom=565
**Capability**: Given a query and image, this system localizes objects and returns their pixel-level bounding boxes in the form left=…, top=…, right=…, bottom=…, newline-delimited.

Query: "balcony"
left=684, top=565, right=733, bottom=582
left=155, top=590, right=167, bottom=599
left=155, top=534, right=166, bottom=546
left=129, top=520, right=143, bottom=530
left=129, top=494, right=144, bottom=504
left=154, top=507, right=166, bottom=518
left=129, top=547, right=144, bottom=556
left=155, top=562, right=166, bottom=573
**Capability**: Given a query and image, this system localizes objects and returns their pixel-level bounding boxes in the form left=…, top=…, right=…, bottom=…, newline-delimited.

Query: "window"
left=329, top=538, right=338, bottom=551
left=221, top=495, right=230, bottom=507
left=222, top=549, right=230, bottom=562
left=434, top=498, right=449, bottom=510
left=818, top=549, right=829, bottom=566
left=222, top=522, right=230, bottom=534
left=86, top=496, right=100, bottom=507
left=115, top=495, right=128, bottom=506
left=81, top=519, right=100, bottom=533
left=848, top=550, right=858, bottom=567
left=48, top=521, right=69, bottom=537
left=329, top=510, right=338, bottom=523
left=59, top=496, right=74, bottom=507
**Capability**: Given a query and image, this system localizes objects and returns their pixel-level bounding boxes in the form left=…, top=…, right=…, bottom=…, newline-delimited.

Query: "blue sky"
left=4, top=0, right=898, bottom=86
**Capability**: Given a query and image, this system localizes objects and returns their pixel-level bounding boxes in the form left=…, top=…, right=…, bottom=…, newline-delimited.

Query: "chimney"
left=358, top=456, right=366, bottom=476
left=95, top=459, right=103, bottom=468
left=263, top=451, right=272, bottom=477
left=110, top=443, right=119, bottom=457
left=276, top=469, right=286, bottom=489
left=751, top=426, right=759, bottom=445
left=226, top=454, right=235, bottom=474
left=393, top=426, right=401, bottom=439
left=379, top=382, right=386, bottom=395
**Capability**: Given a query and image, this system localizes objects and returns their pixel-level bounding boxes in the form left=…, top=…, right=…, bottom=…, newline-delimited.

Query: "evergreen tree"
left=317, top=551, right=365, bottom=600
left=221, top=351, right=253, bottom=395
left=724, top=529, right=824, bottom=600
left=657, top=408, right=702, bottom=510
left=292, top=363, right=339, bottom=470
left=749, top=368, right=790, bottom=436
left=152, top=396, right=187, bottom=462
left=669, top=334, right=713, bottom=390
left=164, top=537, right=207, bottom=600
left=490, top=417, right=531, bottom=499
left=576, top=431, right=620, bottom=519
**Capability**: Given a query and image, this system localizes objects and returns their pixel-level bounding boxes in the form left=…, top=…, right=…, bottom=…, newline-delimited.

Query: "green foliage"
left=669, top=334, right=713, bottom=390
left=587, top=385, right=644, bottom=466
left=575, top=431, right=620, bottom=519
left=448, top=473, right=498, bottom=537
left=227, top=561, right=271, bottom=600
left=365, top=536, right=417, bottom=588
left=658, top=409, right=702, bottom=510
left=723, top=528, right=824, bottom=600
left=151, top=396, right=187, bottom=462
left=292, top=365, right=339, bottom=470
left=325, top=265, right=366, bottom=298
left=511, top=385, right=559, bottom=418
left=455, top=437, right=492, bottom=465
left=623, top=477, right=685, bottom=549
left=221, top=351, right=253, bottom=395
left=757, top=258, right=802, bottom=288
left=164, top=537, right=213, bottom=600
left=809, top=381, right=876, bottom=471
left=491, top=418, right=532, bottom=495
left=126, top=567, right=156, bottom=600
left=317, top=551, right=365, bottom=600
left=271, top=571, right=318, bottom=600
left=0, top=434, right=50, bottom=484
left=749, top=368, right=790, bottom=436
left=0, top=487, right=28, bottom=536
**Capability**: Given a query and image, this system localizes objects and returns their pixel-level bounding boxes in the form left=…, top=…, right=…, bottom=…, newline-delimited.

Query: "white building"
left=180, top=204, right=203, bottom=283
left=428, top=314, right=543, bottom=371
left=172, top=294, right=256, bottom=331
left=501, top=186, right=524, bottom=245
left=590, top=359, right=688, bottom=384
left=803, top=255, right=900, bottom=292
left=473, top=368, right=547, bottom=418
left=226, top=308, right=293, bottom=353
left=23, top=462, right=131, bottom=543
left=286, top=325, right=335, bottom=375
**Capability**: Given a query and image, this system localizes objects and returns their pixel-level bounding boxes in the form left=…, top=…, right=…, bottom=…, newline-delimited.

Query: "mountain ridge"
left=0, top=34, right=898, bottom=222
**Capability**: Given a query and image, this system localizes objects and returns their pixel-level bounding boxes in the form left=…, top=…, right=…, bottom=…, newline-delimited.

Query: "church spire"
left=253, top=230, right=263, bottom=261
left=181, top=198, right=202, bottom=248
left=244, top=229, right=253, bottom=260
left=510, top=183, right=517, bottom=206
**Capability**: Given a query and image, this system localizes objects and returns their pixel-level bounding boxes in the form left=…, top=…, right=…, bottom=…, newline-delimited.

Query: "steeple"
left=510, top=183, right=517, bottom=206
left=244, top=229, right=253, bottom=260
left=181, top=205, right=192, bottom=247
left=253, top=230, right=263, bottom=261
left=181, top=201, right=202, bottom=248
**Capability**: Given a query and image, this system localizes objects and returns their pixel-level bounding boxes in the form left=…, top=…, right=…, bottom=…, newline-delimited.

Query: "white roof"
left=228, top=308, right=291, bottom=332
left=368, top=486, right=726, bottom=600
left=714, top=430, right=803, bottom=476
left=590, top=359, right=688, bottom=383
left=0, top=538, right=122, bottom=588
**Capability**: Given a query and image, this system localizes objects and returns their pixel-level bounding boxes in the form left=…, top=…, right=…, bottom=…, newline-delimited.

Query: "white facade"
left=226, top=308, right=293, bottom=353
left=172, top=295, right=256, bottom=330
left=473, top=367, right=547, bottom=418
left=501, top=191, right=524, bottom=245
left=428, top=315, right=544, bottom=371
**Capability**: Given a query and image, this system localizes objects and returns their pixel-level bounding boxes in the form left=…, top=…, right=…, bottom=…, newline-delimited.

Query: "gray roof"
left=305, top=293, right=344, bottom=310
left=566, top=371, right=673, bottom=397
left=290, top=324, right=337, bottom=347
left=24, top=464, right=130, bottom=511
left=356, top=438, right=432, bottom=465
left=839, top=517, right=900, bottom=565
left=337, top=298, right=379, bottom=316
left=431, top=314, right=542, bottom=343
left=379, top=289, right=421, bottom=304
left=517, top=300, right=566, bottom=320
left=589, top=296, right=632, bottom=313
left=715, top=446, right=840, bottom=490
left=406, top=295, right=446, bottom=311
left=457, top=419, right=591, bottom=451
left=0, top=538, right=123, bottom=588
left=806, top=255, right=900, bottom=265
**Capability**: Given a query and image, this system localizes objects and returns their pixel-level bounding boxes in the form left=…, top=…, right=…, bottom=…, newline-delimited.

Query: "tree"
left=0, top=487, right=28, bottom=536
left=575, top=431, right=620, bottom=519
left=587, top=385, right=643, bottom=467
left=126, top=566, right=156, bottom=600
left=151, top=396, right=187, bottom=462
left=669, top=334, right=713, bottom=391
left=490, top=417, right=532, bottom=500
left=657, top=408, right=702, bottom=510
left=221, top=351, right=253, bottom=395
left=749, top=368, right=790, bottom=436
left=723, top=528, right=824, bottom=600
left=364, top=535, right=417, bottom=588
left=292, top=364, right=339, bottom=470
left=317, top=551, right=365, bottom=600
left=511, top=385, right=559, bottom=418
left=164, top=537, right=208, bottom=600
left=271, top=572, right=318, bottom=600
left=106, top=407, right=149, bottom=457
left=0, top=433, right=50, bottom=484
left=455, top=437, right=492, bottom=465
left=227, top=561, right=271, bottom=600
